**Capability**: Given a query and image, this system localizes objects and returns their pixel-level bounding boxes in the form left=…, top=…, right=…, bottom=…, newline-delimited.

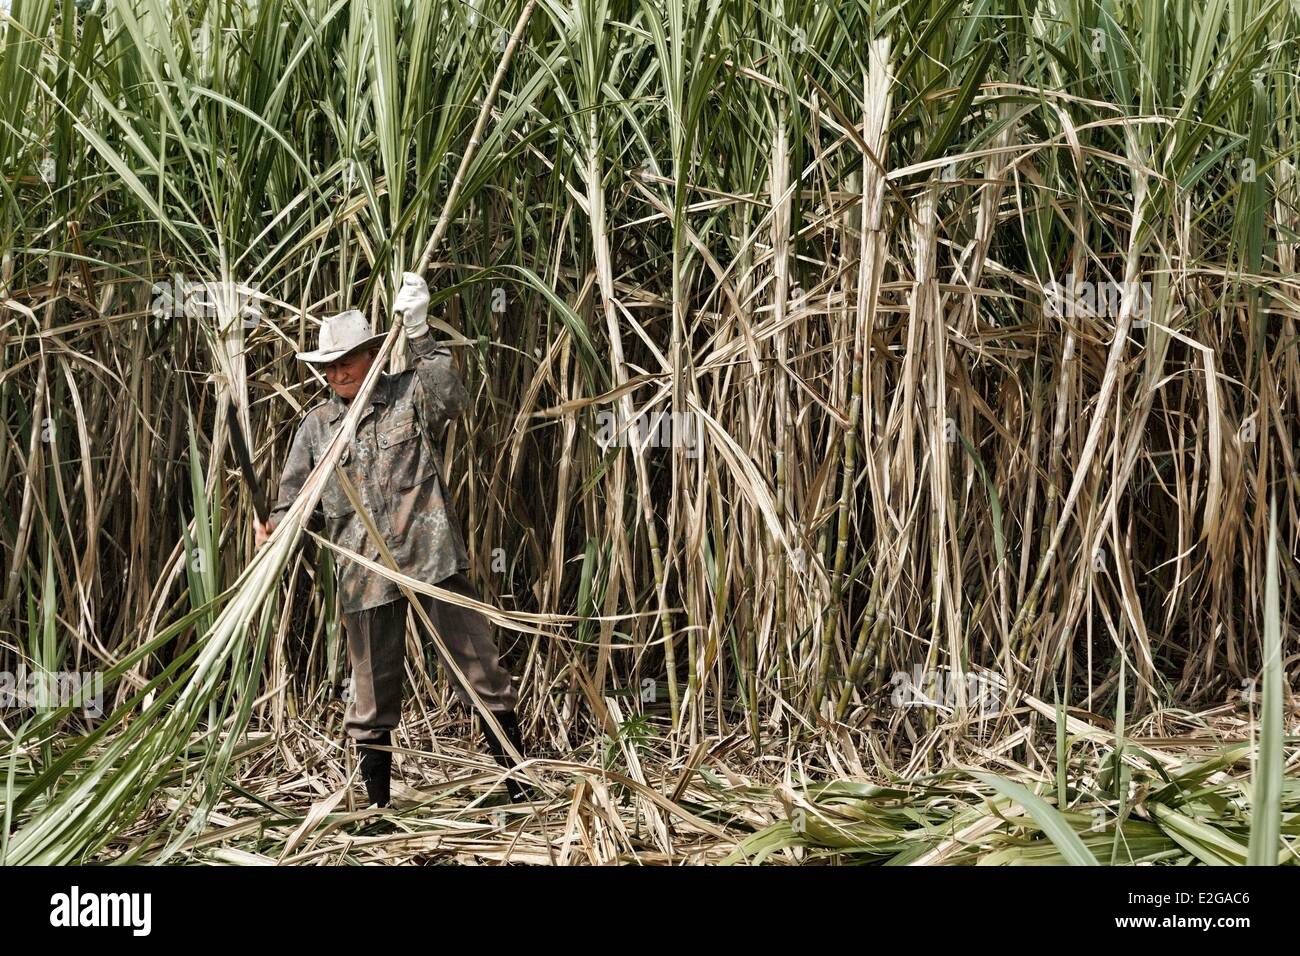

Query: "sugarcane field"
left=1, top=0, right=1299, bottom=905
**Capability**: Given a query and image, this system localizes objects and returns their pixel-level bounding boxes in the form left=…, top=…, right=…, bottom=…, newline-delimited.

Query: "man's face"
left=323, top=347, right=379, bottom=402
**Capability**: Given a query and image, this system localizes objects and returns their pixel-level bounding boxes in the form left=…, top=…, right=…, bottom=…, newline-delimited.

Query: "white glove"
left=393, top=271, right=430, bottom=338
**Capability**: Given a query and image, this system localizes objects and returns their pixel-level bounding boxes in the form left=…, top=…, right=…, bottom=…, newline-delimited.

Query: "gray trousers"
left=342, top=573, right=518, bottom=744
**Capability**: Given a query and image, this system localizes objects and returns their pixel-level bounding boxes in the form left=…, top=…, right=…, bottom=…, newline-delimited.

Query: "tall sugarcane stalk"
left=818, top=38, right=891, bottom=713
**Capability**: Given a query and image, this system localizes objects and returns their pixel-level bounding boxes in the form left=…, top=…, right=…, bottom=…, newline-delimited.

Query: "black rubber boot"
left=481, top=711, right=532, bottom=804
left=358, top=732, right=392, bottom=808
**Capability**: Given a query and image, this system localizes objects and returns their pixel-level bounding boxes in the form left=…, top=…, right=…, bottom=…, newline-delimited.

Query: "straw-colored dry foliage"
left=1, top=0, right=1297, bottom=864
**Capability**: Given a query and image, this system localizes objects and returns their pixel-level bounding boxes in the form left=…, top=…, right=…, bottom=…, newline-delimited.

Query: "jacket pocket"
left=380, top=410, right=436, bottom=491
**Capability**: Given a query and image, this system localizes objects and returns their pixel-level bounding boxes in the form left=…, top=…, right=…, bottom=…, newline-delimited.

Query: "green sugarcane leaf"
left=975, top=772, right=1100, bottom=866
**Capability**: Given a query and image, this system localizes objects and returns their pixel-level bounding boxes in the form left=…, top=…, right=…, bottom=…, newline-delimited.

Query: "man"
left=254, top=272, right=529, bottom=808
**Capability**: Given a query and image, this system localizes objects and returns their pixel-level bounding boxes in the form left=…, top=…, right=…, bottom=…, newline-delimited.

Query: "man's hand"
left=254, top=516, right=277, bottom=549
left=394, top=271, right=430, bottom=339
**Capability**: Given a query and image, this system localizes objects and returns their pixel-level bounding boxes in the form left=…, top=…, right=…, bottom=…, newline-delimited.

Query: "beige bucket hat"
left=295, top=309, right=387, bottom=364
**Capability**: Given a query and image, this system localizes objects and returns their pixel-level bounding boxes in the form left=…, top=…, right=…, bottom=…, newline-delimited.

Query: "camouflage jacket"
left=269, top=333, right=471, bottom=612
